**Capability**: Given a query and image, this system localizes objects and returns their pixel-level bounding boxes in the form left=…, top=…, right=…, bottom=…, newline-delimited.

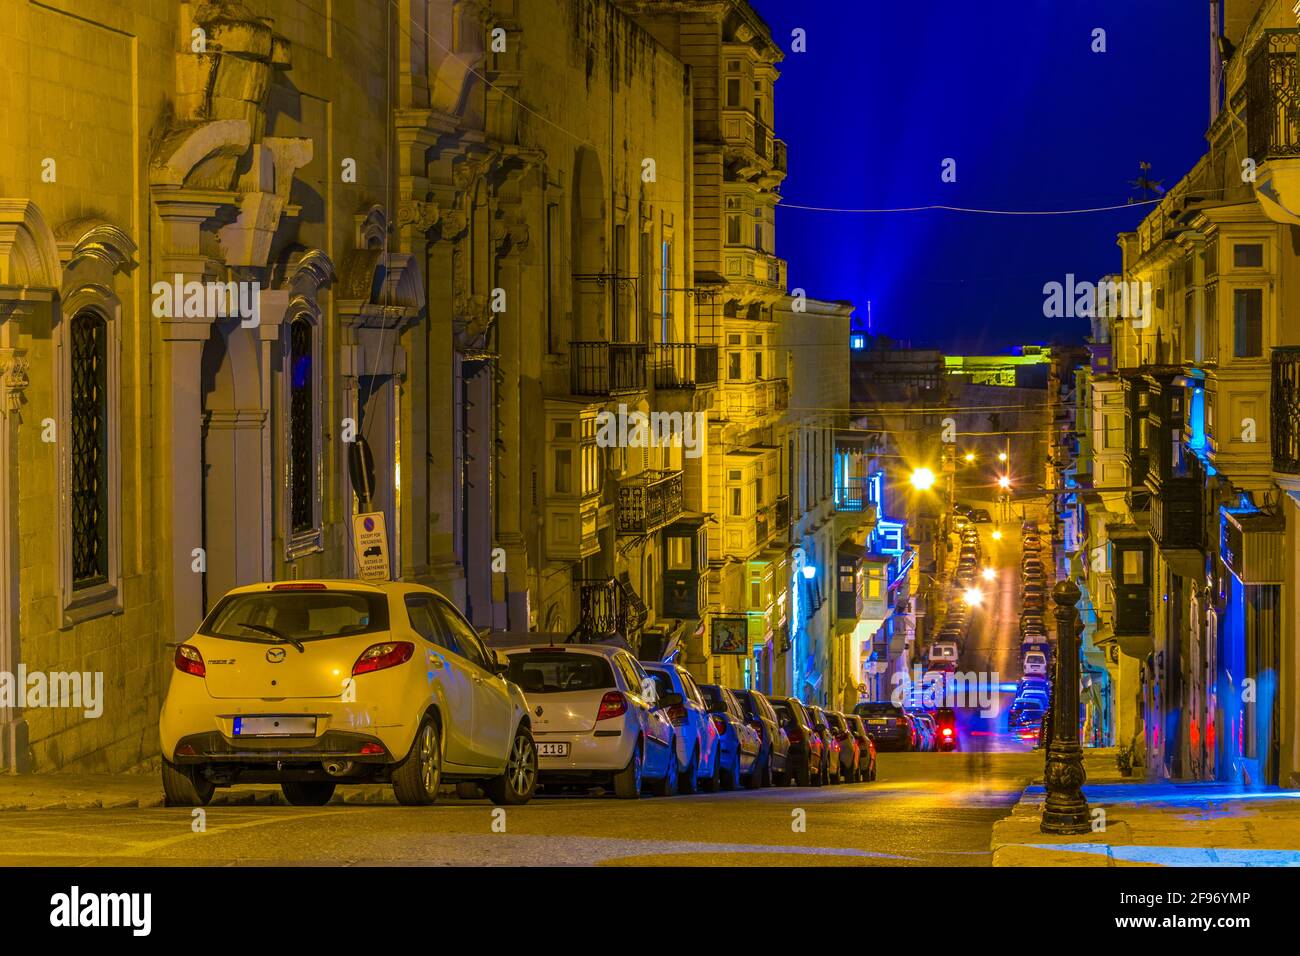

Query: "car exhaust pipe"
left=323, top=760, right=353, bottom=777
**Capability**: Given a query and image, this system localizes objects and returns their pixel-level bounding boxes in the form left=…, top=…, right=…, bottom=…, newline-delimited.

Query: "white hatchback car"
left=159, top=580, right=537, bottom=807
left=1023, top=650, right=1049, bottom=677
left=498, top=640, right=679, bottom=797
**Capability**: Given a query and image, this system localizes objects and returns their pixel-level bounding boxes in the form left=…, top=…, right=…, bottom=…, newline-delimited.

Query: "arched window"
left=69, top=310, right=108, bottom=589
left=288, top=315, right=315, bottom=536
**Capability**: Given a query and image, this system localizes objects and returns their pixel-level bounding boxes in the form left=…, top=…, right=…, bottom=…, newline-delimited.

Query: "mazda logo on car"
left=265, top=647, right=287, bottom=663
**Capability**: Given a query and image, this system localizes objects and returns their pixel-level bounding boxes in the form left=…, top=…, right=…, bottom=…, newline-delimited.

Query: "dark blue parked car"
left=699, top=684, right=762, bottom=790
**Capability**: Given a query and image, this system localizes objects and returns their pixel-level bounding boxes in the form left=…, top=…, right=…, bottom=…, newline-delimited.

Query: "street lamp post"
left=1041, top=578, right=1091, bottom=834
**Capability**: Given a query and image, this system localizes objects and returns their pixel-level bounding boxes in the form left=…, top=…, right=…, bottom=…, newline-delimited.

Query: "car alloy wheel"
left=506, top=731, right=536, bottom=796
left=418, top=723, right=438, bottom=792
left=392, top=717, right=442, bottom=805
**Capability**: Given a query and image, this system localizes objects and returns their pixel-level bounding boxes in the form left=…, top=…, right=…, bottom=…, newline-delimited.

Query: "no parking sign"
left=352, top=511, right=391, bottom=580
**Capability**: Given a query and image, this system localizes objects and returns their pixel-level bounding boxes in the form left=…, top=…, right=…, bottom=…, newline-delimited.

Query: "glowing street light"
left=964, top=452, right=975, bottom=463
left=997, top=475, right=1011, bottom=490
left=982, top=567, right=996, bottom=581
left=962, top=586, right=984, bottom=607
left=910, top=467, right=936, bottom=491
left=992, top=529, right=1003, bottom=541
left=998, top=451, right=1008, bottom=463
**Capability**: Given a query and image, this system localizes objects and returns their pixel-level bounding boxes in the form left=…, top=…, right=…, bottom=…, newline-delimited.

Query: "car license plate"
left=867, top=718, right=888, bottom=725
left=537, top=742, right=569, bottom=757
left=232, top=716, right=316, bottom=737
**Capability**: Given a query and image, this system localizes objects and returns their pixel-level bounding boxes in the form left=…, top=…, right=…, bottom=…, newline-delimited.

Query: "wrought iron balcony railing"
left=652, top=343, right=719, bottom=389
left=570, top=341, right=648, bottom=396
left=1272, top=346, right=1300, bottom=474
left=575, top=575, right=647, bottom=650
left=773, top=138, right=787, bottom=174
left=617, top=469, right=684, bottom=536
left=1247, top=29, right=1300, bottom=162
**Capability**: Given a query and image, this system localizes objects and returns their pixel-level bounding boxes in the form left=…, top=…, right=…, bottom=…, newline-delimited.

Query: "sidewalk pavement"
left=992, top=747, right=1300, bottom=866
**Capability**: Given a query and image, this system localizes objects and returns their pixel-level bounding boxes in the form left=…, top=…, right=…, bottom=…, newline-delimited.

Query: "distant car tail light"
left=942, top=727, right=954, bottom=737
left=712, top=714, right=728, bottom=736
left=597, top=691, right=627, bottom=721
left=352, top=642, right=415, bottom=675
left=174, top=644, right=206, bottom=678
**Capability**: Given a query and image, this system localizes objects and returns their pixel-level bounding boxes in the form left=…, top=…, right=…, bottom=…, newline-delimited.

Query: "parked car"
left=844, top=715, right=878, bottom=780
left=160, top=580, right=539, bottom=807
left=927, top=641, right=960, bottom=670
left=806, top=705, right=842, bottom=783
left=1022, top=650, right=1049, bottom=677
left=954, top=503, right=974, bottom=517
left=732, top=688, right=790, bottom=787
left=774, top=697, right=825, bottom=785
left=642, top=661, right=722, bottom=793
left=501, top=641, right=676, bottom=798
left=824, top=711, right=860, bottom=782
left=699, top=683, right=762, bottom=790
left=971, top=508, right=992, bottom=523
left=854, top=700, right=916, bottom=752
left=913, top=712, right=939, bottom=751
left=933, top=706, right=959, bottom=751
left=1007, top=698, right=1045, bottom=738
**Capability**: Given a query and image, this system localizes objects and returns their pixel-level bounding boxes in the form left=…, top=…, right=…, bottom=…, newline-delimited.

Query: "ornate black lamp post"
left=1041, top=578, right=1091, bottom=834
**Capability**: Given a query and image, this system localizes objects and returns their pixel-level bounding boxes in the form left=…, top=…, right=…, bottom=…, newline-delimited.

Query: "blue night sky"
left=750, top=0, right=1211, bottom=353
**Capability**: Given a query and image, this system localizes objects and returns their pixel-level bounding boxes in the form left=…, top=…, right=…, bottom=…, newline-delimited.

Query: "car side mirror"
left=658, top=692, right=683, bottom=709
left=492, top=649, right=510, bottom=675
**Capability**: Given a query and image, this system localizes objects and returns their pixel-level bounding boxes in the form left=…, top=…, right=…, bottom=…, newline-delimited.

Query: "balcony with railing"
left=1246, top=28, right=1300, bottom=226
left=617, top=469, right=683, bottom=536
left=721, top=109, right=782, bottom=181
left=774, top=493, right=790, bottom=532
left=1273, top=346, right=1300, bottom=479
left=570, top=342, right=648, bottom=396
left=652, top=343, right=719, bottom=389
left=722, top=247, right=787, bottom=293
left=575, top=575, right=647, bottom=650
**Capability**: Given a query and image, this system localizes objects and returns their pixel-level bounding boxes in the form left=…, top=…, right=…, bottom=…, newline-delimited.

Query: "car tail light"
left=174, top=644, right=205, bottom=678
left=271, top=582, right=328, bottom=590
left=597, top=691, right=627, bottom=721
left=667, top=704, right=687, bottom=725
left=712, top=714, right=728, bottom=736
left=352, top=642, right=415, bottom=675
left=786, top=726, right=803, bottom=744
left=360, top=742, right=386, bottom=756
left=942, top=727, right=954, bottom=737
left=895, top=717, right=906, bottom=727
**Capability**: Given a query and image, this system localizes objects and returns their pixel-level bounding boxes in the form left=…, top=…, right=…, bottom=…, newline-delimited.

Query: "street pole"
left=1041, top=578, right=1091, bottom=834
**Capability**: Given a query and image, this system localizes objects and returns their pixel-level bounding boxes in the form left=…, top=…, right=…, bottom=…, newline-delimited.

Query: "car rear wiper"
left=237, top=623, right=305, bottom=652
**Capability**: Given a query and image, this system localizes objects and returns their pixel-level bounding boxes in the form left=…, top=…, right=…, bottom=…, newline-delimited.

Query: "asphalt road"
left=0, top=751, right=1042, bottom=866
left=946, top=499, right=1045, bottom=753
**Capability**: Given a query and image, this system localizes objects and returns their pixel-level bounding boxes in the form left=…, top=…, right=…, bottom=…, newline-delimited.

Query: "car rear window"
left=201, top=589, right=389, bottom=641
left=699, top=684, right=728, bottom=712
left=855, top=702, right=902, bottom=718
left=507, top=652, right=615, bottom=693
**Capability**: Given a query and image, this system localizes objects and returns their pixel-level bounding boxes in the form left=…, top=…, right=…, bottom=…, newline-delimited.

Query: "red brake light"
left=786, top=726, right=803, bottom=743
left=352, top=642, right=414, bottom=675
left=271, top=582, right=328, bottom=590
left=597, top=691, right=627, bottom=721
left=942, top=727, right=954, bottom=737
left=174, top=644, right=206, bottom=678
left=712, top=714, right=728, bottom=735
left=359, top=742, right=386, bottom=755
left=895, top=717, right=906, bottom=726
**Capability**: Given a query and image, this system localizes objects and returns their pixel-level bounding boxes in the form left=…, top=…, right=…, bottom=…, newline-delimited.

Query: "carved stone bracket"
left=0, top=350, right=30, bottom=415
